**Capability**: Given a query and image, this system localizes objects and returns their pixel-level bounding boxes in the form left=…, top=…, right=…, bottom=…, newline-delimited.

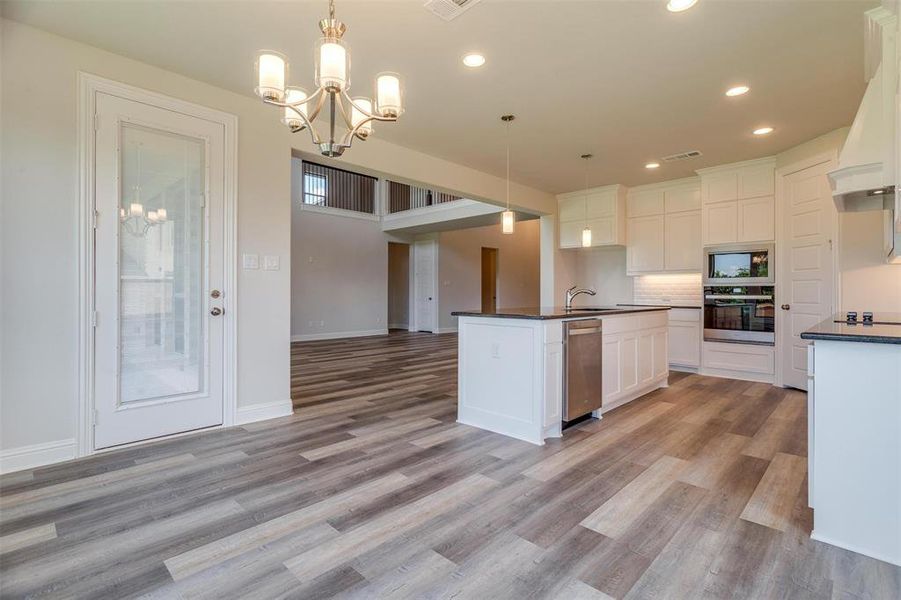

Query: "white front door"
left=413, top=239, right=437, bottom=333
left=779, top=160, right=836, bottom=390
left=93, top=92, right=226, bottom=449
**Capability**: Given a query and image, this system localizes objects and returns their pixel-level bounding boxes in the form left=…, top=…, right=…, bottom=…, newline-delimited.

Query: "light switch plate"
left=263, top=255, right=280, bottom=271
left=242, top=253, right=260, bottom=269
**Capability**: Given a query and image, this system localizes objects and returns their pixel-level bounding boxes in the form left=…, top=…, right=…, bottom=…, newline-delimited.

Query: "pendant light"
left=501, top=115, right=515, bottom=234
left=581, top=153, right=593, bottom=247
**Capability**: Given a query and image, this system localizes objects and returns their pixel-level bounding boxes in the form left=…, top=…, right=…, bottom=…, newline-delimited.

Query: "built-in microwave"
left=702, top=243, right=775, bottom=286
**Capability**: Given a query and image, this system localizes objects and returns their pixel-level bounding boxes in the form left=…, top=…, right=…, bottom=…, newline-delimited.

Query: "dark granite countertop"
left=617, top=303, right=702, bottom=310
left=801, top=316, right=901, bottom=345
left=451, top=306, right=670, bottom=320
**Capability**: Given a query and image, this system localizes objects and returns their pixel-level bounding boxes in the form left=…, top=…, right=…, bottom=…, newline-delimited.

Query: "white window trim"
left=77, top=72, right=239, bottom=457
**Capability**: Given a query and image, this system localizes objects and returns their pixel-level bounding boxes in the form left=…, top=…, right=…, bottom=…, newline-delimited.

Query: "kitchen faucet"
left=565, top=285, right=597, bottom=310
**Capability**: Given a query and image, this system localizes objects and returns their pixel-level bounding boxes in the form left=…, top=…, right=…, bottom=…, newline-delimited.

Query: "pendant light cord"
left=505, top=120, right=510, bottom=210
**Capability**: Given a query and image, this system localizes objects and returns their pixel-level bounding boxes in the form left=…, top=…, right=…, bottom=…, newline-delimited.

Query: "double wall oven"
left=703, top=243, right=775, bottom=345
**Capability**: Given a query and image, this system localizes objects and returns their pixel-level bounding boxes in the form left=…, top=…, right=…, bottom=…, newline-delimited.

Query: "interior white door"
left=94, top=92, right=225, bottom=449
left=780, top=161, right=836, bottom=391
left=413, top=239, right=437, bottom=332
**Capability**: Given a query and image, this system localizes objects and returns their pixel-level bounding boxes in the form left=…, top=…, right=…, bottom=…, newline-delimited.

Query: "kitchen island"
left=451, top=306, right=670, bottom=445
left=801, top=315, right=901, bottom=566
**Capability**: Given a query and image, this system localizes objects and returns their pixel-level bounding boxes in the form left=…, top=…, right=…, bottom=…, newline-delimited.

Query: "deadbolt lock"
left=211, top=290, right=221, bottom=299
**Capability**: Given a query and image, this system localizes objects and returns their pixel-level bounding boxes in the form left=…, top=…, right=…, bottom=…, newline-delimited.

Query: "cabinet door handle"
left=781, top=304, right=790, bottom=310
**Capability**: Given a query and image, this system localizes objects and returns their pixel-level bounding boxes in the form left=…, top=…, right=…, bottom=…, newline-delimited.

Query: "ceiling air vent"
left=423, top=0, right=483, bottom=21
left=661, top=150, right=703, bottom=163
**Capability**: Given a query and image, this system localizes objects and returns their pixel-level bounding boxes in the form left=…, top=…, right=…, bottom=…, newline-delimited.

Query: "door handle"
left=781, top=304, right=790, bottom=310
left=210, top=307, right=223, bottom=316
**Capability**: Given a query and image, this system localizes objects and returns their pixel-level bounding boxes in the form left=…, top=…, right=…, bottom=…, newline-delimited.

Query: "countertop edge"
left=800, top=331, right=901, bottom=345
left=451, top=306, right=671, bottom=320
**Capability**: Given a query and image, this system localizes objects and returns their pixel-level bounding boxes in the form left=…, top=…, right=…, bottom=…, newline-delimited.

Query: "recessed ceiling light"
left=667, top=0, right=699, bottom=12
left=462, top=53, right=486, bottom=68
left=645, top=162, right=660, bottom=169
left=726, top=85, right=750, bottom=97
left=753, top=126, right=774, bottom=136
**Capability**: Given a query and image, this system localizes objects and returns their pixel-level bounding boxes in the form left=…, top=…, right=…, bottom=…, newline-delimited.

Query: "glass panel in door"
left=118, top=124, right=205, bottom=404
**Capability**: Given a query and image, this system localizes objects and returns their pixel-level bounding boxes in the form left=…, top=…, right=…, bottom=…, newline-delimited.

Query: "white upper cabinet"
left=698, top=158, right=775, bottom=245
left=627, top=214, right=665, bottom=273
left=557, top=185, right=626, bottom=249
left=665, top=210, right=702, bottom=270
left=626, top=178, right=701, bottom=275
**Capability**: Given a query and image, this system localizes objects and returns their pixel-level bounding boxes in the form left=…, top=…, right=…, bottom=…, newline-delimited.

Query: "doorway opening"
left=481, top=247, right=499, bottom=313
left=388, top=242, right=411, bottom=331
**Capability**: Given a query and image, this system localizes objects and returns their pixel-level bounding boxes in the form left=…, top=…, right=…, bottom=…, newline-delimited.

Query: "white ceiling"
left=2, top=0, right=876, bottom=194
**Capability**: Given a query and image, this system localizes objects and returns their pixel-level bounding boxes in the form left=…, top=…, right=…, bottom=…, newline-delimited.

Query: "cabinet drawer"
left=702, top=341, right=774, bottom=374
left=639, top=311, right=668, bottom=330
left=669, top=308, right=700, bottom=322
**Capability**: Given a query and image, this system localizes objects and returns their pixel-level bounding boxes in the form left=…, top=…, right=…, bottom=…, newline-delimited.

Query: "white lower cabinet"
left=701, top=340, right=775, bottom=382
left=602, top=312, right=668, bottom=411
left=667, top=308, right=701, bottom=368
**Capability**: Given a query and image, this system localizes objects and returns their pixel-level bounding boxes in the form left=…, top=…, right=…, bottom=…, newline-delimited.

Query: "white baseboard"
left=435, top=327, right=458, bottom=334
left=291, top=328, right=389, bottom=342
left=699, top=366, right=774, bottom=384
left=810, top=531, right=901, bottom=567
left=0, top=439, right=77, bottom=474
left=236, top=399, right=294, bottom=425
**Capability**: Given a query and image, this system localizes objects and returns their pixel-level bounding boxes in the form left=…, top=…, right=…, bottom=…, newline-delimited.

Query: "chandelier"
left=119, top=144, right=167, bottom=237
left=253, top=0, right=404, bottom=157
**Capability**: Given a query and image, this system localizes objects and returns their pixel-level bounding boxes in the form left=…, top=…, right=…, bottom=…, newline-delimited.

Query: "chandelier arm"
left=339, top=89, right=398, bottom=123
left=333, top=91, right=355, bottom=130
left=306, top=88, right=328, bottom=123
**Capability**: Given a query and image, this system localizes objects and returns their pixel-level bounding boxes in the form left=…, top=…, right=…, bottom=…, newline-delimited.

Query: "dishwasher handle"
left=567, top=326, right=603, bottom=336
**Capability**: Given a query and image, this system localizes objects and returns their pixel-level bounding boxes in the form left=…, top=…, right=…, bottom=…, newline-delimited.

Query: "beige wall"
left=438, top=220, right=541, bottom=330
left=1, top=20, right=291, bottom=452
left=388, top=243, right=410, bottom=329
left=839, top=212, right=901, bottom=312
left=0, top=19, right=554, bottom=456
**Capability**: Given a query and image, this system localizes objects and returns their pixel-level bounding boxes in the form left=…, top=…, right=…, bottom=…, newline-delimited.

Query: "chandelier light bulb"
left=316, top=39, right=348, bottom=91
left=376, top=73, right=403, bottom=117
left=255, top=51, right=287, bottom=101
left=282, top=88, right=308, bottom=129
left=351, top=97, right=374, bottom=137
left=129, top=203, right=144, bottom=218
left=156, top=208, right=167, bottom=221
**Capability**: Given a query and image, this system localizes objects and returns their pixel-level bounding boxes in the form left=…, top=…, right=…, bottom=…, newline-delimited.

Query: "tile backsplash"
left=633, top=273, right=702, bottom=306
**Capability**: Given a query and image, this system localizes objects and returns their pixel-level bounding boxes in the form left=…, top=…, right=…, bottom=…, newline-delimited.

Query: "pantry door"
left=92, top=91, right=226, bottom=449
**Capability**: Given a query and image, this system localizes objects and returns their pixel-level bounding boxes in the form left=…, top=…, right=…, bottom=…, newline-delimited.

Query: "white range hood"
left=828, top=5, right=900, bottom=263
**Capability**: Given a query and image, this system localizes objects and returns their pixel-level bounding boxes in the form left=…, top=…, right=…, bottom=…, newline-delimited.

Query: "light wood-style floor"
left=1, top=331, right=899, bottom=599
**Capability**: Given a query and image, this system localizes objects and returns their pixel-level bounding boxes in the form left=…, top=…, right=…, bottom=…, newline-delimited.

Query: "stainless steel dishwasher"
left=563, top=318, right=603, bottom=421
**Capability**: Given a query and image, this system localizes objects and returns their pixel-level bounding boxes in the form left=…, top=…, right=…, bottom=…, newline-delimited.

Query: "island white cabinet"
left=626, top=178, right=701, bottom=275
left=699, top=158, right=776, bottom=245
left=804, top=337, right=901, bottom=566
left=456, top=310, right=669, bottom=445
left=557, top=185, right=626, bottom=248
left=601, top=312, right=668, bottom=411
